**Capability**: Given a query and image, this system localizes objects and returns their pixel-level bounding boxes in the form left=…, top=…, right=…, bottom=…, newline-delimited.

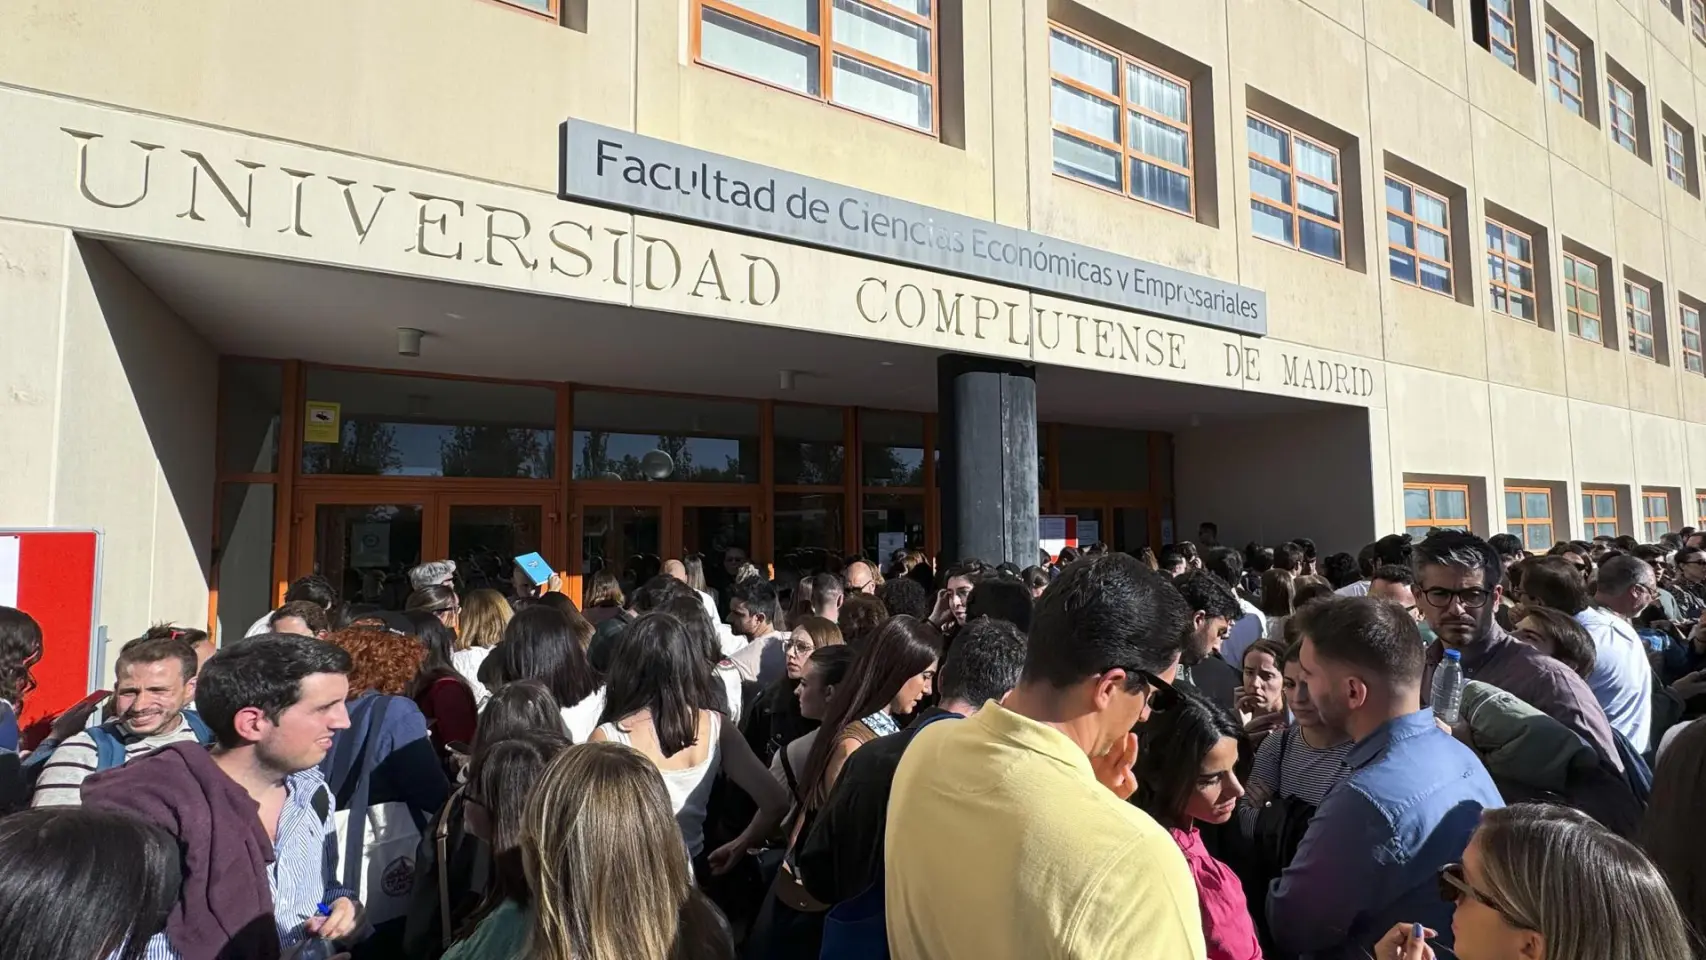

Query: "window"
left=1582, top=488, right=1618, bottom=538
left=1683, top=303, right=1704, bottom=374
left=1048, top=28, right=1195, bottom=215
left=1405, top=482, right=1472, bottom=537
left=1248, top=114, right=1344, bottom=262
left=1546, top=29, right=1585, bottom=115
left=1386, top=176, right=1452, bottom=295
left=1505, top=487, right=1554, bottom=551
left=494, top=0, right=556, bottom=16
left=1693, top=0, right=1706, bottom=43
left=1608, top=78, right=1639, bottom=153
left=1563, top=252, right=1602, bottom=343
left=693, top=0, right=938, bottom=134
left=1486, top=221, right=1537, bottom=321
left=1644, top=491, right=1672, bottom=541
left=1666, top=121, right=1690, bottom=187
left=1698, top=490, right=1706, bottom=526
left=1625, top=279, right=1656, bottom=359
left=1414, top=0, right=1434, bottom=8
left=1482, top=0, right=1520, bottom=69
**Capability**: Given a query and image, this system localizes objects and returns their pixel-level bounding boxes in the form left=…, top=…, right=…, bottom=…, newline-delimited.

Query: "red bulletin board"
left=0, top=529, right=103, bottom=730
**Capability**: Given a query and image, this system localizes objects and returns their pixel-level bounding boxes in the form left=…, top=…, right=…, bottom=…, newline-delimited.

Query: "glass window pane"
left=1247, top=117, right=1290, bottom=164
left=1405, top=487, right=1431, bottom=520
left=1295, top=139, right=1338, bottom=184
left=1054, top=130, right=1122, bottom=191
left=449, top=505, right=544, bottom=593
left=1130, top=111, right=1189, bottom=167
left=1526, top=493, right=1550, bottom=518
left=1252, top=200, right=1294, bottom=244
left=860, top=410, right=925, bottom=486
left=1575, top=260, right=1598, bottom=289
left=1389, top=215, right=1415, bottom=249
left=1390, top=248, right=1418, bottom=283
left=1508, top=231, right=1531, bottom=262
left=861, top=492, right=925, bottom=561
left=1420, top=261, right=1452, bottom=292
left=1050, top=30, right=1118, bottom=94
left=1132, top=158, right=1192, bottom=212
left=1059, top=425, right=1151, bottom=491
left=1436, top=488, right=1468, bottom=520
left=314, top=503, right=425, bottom=610
left=833, top=0, right=929, bottom=71
left=1528, top=523, right=1553, bottom=547
left=1129, top=64, right=1188, bottom=122
left=1578, top=291, right=1599, bottom=316
left=1249, top=159, right=1292, bottom=204
left=1300, top=219, right=1343, bottom=260
left=1491, top=287, right=1509, bottom=313
left=1113, top=506, right=1151, bottom=553
left=1052, top=82, right=1120, bottom=142
left=572, top=390, right=759, bottom=483
left=1486, top=222, right=1504, bottom=252
left=833, top=53, right=932, bottom=131
left=1505, top=491, right=1522, bottom=517
left=1415, top=192, right=1447, bottom=227
left=775, top=492, right=846, bottom=558
left=701, top=7, right=822, bottom=95
left=1511, top=293, right=1535, bottom=320
left=1581, top=316, right=1602, bottom=342
left=722, top=0, right=819, bottom=31
left=1507, top=263, right=1532, bottom=292
left=774, top=404, right=846, bottom=485
left=301, top=370, right=555, bottom=478
left=219, top=359, right=282, bottom=474
left=216, top=483, right=275, bottom=644
left=1596, top=494, right=1616, bottom=516
left=1387, top=179, right=1413, bottom=213
left=1417, top=227, right=1448, bottom=260
left=1297, top=180, right=1340, bottom=221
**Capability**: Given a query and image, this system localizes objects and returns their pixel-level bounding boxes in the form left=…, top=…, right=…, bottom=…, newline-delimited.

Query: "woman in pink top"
left=1135, top=688, right=1263, bottom=960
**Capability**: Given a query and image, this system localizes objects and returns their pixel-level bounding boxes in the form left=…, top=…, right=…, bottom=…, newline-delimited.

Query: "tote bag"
left=328, top=696, right=424, bottom=926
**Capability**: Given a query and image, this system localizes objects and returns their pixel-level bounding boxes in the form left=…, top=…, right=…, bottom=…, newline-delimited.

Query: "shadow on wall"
left=1171, top=405, right=1377, bottom=554
left=76, top=238, right=218, bottom=590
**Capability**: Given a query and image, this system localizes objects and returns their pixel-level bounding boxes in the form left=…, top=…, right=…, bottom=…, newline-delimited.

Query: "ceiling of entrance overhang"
left=103, top=239, right=1333, bottom=432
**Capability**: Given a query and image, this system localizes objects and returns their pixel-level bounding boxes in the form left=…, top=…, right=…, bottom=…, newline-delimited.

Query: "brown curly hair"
left=328, top=626, right=423, bottom=696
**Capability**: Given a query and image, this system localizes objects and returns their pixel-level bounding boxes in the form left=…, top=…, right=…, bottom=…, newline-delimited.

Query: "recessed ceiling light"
left=879, top=360, right=895, bottom=367
left=444, top=312, right=464, bottom=320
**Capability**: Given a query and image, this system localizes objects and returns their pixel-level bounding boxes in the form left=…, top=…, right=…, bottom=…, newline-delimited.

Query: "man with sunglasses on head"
left=1268, top=595, right=1502, bottom=960
left=1414, top=531, right=1622, bottom=770
left=885, top=553, right=1204, bottom=960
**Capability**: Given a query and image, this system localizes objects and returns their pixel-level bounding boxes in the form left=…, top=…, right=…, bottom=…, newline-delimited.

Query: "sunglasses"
left=1135, top=669, right=1182, bottom=712
left=1438, top=863, right=1530, bottom=929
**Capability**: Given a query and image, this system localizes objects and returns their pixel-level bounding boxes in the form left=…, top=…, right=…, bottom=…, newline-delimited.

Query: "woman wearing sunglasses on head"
left=1374, top=803, right=1692, bottom=960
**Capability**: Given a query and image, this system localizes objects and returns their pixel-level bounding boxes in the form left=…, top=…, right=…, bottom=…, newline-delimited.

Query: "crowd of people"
left=2, top=523, right=1705, bottom=960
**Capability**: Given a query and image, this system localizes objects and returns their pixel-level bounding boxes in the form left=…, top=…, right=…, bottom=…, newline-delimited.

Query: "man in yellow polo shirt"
left=886, top=553, right=1206, bottom=960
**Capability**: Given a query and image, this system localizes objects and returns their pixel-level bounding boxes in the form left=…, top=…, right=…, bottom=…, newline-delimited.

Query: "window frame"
left=1582, top=487, right=1619, bottom=539
left=488, top=0, right=559, bottom=19
left=1643, top=490, right=1672, bottom=542
left=691, top=0, right=941, bottom=136
left=1682, top=302, right=1704, bottom=374
left=1694, top=0, right=1706, bottom=44
left=1484, top=0, right=1520, bottom=70
left=1047, top=24, right=1197, bottom=218
left=1545, top=28, right=1585, bottom=116
left=1247, top=112, right=1346, bottom=264
left=1404, top=481, right=1473, bottom=536
left=1385, top=175, right=1453, bottom=296
left=1563, top=251, right=1603, bottom=344
left=1486, top=220, right=1538, bottom=322
left=1607, top=77, right=1639, bottom=153
left=1697, top=490, right=1706, bottom=526
left=1504, top=485, right=1554, bottom=552
left=1625, top=278, right=1656, bottom=360
left=1665, top=121, right=1690, bottom=188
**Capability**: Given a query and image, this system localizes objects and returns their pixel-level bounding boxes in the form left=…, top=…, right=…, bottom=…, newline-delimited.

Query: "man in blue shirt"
left=1269, top=596, right=1501, bottom=959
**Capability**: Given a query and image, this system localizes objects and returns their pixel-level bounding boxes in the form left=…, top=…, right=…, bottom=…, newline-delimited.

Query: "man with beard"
left=1268, top=597, right=1500, bottom=959
left=1171, top=569, right=1242, bottom=715
left=1414, top=530, right=1622, bottom=770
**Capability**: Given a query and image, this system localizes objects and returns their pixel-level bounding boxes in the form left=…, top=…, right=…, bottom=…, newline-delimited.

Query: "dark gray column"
left=937, top=354, right=1039, bottom=568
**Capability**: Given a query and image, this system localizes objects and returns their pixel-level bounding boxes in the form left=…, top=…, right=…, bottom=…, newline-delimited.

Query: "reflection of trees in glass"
left=441, top=426, right=549, bottom=478
left=863, top=444, right=926, bottom=487
left=303, top=421, right=402, bottom=475
left=777, top=442, right=845, bottom=485
left=575, top=430, right=753, bottom=482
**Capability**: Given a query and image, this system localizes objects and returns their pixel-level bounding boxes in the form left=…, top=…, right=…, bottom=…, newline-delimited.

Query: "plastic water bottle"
left=1432, top=648, right=1464, bottom=726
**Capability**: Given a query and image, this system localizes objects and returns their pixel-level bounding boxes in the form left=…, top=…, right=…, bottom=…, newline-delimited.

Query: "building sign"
left=559, top=120, right=1268, bottom=337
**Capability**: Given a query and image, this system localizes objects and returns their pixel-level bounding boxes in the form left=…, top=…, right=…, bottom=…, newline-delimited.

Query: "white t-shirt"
left=244, top=609, right=280, bottom=638
left=1221, top=597, right=1266, bottom=670
left=452, top=648, right=492, bottom=707
left=1335, top=580, right=1372, bottom=598
left=1577, top=606, right=1655, bottom=753
left=717, top=662, right=744, bottom=725
left=560, top=686, right=607, bottom=744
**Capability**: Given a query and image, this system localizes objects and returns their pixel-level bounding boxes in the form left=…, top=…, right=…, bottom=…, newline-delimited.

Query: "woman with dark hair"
left=0, top=606, right=43, bottom=753
left=835, top=593, right=889, bottom=649
left=483, top=606, right=605, bottom=743
left=743, top=614, right=845, bottom=767
left=471, top=679, right=566, bottom=754
left=592, top=613, right=787, bottom=872
left=404, top=610, right=479, bottom=762
left=660, top=596, right=741, bottom=724
left=771, top=645, right=856, bottom=802
left=1238, top=638, right=1289, bottom=742
left=1640, top=718, right=1706, bottom=957
left=0, top=806, right=181, bottom=960
left=1247, top=636, right=1351, bottom=809
left=1259, top=569, right=1295, bottom=640
left=442, top=731, right=571, bottom=960
left=1134, top=691, right=1262, bottom=960
left=407, top=584, right=462, bottom=633
left=755, top=616, right=941, bottom=959
left=1511, top=605, right=1597, bottom=679
left=582, top=568, right=626, bottom=626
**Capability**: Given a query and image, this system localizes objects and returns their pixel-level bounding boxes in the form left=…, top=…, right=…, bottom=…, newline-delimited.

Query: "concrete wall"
left=0, top=221, right=216, bottom=678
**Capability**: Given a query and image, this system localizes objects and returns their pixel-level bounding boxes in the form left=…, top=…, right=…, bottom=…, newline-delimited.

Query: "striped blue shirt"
left=138, top=767, right=355, bottom=960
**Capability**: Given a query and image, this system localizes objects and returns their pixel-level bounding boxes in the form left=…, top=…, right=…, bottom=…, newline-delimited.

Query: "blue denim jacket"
left=1267, top=708, right=1502, bottom=959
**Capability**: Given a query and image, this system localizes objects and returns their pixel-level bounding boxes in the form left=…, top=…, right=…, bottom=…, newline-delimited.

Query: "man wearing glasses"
left=1414, top=531, right=1622, bottom=770
left=1578, top=555, right=1659, bottom=752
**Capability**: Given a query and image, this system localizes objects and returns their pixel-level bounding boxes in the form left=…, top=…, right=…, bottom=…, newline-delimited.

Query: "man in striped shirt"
left=32, top=634, right=203, bottom=807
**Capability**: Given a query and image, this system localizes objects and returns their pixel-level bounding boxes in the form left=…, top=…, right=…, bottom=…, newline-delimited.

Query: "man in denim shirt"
left=1268, top=596, right=1501, bottom=959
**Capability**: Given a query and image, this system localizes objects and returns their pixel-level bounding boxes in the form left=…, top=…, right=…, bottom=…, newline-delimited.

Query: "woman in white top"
left=483, top=606, right=607, bottom=743
left=452, top=588, right=511, bottom=707
left=592, top=612, right=787, bottom=871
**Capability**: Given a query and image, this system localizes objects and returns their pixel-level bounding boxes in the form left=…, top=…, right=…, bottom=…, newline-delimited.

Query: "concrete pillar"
left=937, top=355, right=1038, bottom=568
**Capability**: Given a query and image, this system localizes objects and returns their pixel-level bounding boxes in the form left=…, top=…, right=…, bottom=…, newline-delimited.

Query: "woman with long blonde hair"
left=454, top=588, right=511, bottom=705
left=522, top=742, right=734, bottom=960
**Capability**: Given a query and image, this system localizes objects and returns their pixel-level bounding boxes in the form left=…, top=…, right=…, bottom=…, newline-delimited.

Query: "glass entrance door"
left=579, top=504, right=665, bottom=596
left=299, top=499, right=427, bottom=609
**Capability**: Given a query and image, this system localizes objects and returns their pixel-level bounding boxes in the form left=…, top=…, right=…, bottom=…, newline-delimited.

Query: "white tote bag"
left=327, top=696, right=424, bottom=926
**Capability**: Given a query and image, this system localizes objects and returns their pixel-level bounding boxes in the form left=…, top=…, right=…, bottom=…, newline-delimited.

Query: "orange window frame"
left=1047, top=24, right=1196, bottom=217
left=1681, top=303, right=1704, bottom=374
left=1385, top=175, right=1453, bottom=296
left=1563, top=252, right=1602, bottom=343
left=487, top=0, right=558, bottom=19
left=1248, top=113, right=1345, bottom=264
left=1405, top=482, right=1472, bottom=533
left=1505, top=486, right=1554, bottom=551
left=1546, top=29, right=1585, bottom=115
left=1625, top=278, right=1656, bottom=359
left=1665, top=122, right=1690, bottom=187
left=691, top=0, right=940, bottom=135
left=1694, top=0, right=1706, bottom=43
left=1486, top=220, right=1537, bottom=321
left=1582, top=487, right=1619, bottom=538
left=1485, top=0, right=1519, bottom=69
left=1644, top=491, right=1673, bottom=541
left=1607, top=78, right=1639, bottom=153
left=1697, top=491, right=1706, bottom=525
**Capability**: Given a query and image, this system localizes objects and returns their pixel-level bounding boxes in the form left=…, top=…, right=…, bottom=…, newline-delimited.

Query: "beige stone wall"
left=4, top=0, right=1706, bottom=538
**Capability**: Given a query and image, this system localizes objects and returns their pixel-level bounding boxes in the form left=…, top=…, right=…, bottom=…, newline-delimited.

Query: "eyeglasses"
left=1438, top=863, right=1531, bottom=929
left=1681, top=558, right=1706, bottom=568
left=1421, top=587, right=1492, bottom=610
left=782, top=639, right=816, bottom=655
